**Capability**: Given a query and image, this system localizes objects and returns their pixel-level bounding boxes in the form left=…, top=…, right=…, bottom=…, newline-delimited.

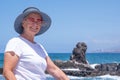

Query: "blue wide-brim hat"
left=14, top=7, right=51, bottom=36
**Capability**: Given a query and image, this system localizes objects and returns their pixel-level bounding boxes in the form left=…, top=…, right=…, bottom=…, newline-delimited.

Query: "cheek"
left=22, top=23, right=30, bottom=32
left=22, top=22, right=27, bottom=29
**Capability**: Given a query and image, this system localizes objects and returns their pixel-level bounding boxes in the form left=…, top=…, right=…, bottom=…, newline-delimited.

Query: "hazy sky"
left=0, top=0, right=120, bottom=53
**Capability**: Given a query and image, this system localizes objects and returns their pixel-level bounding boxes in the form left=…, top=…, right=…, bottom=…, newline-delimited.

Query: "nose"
left=33, top=21, right=39, bottom=24
left=32, top=22, right=41, bottom=28
left=32, top=23, right=39, bottom=28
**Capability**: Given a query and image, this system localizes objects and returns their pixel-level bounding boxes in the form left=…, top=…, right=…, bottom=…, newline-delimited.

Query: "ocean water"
left=0, top=53, right=120, bottom=80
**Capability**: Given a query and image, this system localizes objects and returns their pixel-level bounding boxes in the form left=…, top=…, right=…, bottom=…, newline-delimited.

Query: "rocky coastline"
left=53, top=60, right=120, bottom=77
left=53, top=42, right=120, bottom=77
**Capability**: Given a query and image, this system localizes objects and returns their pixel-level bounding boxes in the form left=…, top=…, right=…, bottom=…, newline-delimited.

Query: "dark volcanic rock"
left=53, top=60, right=93, bottom=71
left=95, top=63, right=118, bottom=71
left=0, top=68, right=3, bottom=74
left=54, top=61, right=120, bottom=77
left=70, top=42, right=88, bottom=64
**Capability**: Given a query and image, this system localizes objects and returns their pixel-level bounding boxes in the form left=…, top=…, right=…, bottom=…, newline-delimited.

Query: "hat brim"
left=14, top=10, right=51, bottom=36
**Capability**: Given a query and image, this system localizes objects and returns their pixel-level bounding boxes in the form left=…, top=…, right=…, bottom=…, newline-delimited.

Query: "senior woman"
left=3, top=7, right=69, bottom=80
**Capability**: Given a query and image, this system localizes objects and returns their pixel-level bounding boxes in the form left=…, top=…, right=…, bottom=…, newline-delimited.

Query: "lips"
left=30, top=27, right=39, bottom=32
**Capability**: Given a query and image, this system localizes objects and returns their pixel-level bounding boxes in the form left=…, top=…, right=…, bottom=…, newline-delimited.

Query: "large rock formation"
left=53, top=42, right=120, bottom=77
left=70, top=42, right=88, bottom=64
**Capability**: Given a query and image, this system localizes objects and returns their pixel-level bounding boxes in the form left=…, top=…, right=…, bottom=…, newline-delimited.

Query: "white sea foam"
left=46, top=74, right=120, bottom=80
left=62, top=68, right=80, bottom=71
left=90, top=63, right=99, bottom=69
left=68, top=75, right=120, bottom=80
left=0, top=75, right=5, bottom=80
left=1, top=74, right=120, bottom=80
left=46, top=74, right=83, bottom=80
left=98, top=74, right=120, bottom=80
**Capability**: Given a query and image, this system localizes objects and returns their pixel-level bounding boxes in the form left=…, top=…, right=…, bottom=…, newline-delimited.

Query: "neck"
left=20, top=33, right=35, bottom=43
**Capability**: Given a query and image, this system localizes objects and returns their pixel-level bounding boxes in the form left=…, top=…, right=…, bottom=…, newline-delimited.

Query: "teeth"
left=30, top=27, right=39, bottom=32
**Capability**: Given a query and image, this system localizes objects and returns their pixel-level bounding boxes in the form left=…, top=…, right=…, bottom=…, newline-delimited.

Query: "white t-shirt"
left=5, top=36, right=48, bottom=80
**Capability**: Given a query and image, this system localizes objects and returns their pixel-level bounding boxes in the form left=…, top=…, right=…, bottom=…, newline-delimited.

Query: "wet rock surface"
left=54, top=60, right=120, bottom=77
left=0, top=68, right=3, bottom=74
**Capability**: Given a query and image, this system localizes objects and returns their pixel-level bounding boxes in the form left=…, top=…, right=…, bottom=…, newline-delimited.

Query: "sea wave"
left=0, top=75, right=5, bottom=80
left=62, top=68, right=80, bottom=71
left=46, top=74, right=120, bottom=80
left=90, top=63, right=99, bottom=69
left=69, top=75, right=120, bottom=80
left=0, top=74, right=119, bottom=80
left=98, top=74, right=120, bottom=80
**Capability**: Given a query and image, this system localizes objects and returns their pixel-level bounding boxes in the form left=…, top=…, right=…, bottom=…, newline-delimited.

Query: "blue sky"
left=0, top=0, right=120, bottom=53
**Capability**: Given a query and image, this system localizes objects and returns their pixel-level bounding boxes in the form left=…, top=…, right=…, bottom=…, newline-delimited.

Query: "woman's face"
left=22, top=13, right=43, bottom=36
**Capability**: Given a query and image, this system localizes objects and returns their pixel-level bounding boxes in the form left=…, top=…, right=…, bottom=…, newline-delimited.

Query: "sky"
left=0, top=0, right=120, bottom=53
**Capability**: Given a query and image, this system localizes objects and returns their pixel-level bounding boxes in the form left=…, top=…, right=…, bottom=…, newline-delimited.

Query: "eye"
left=28, top=17, right=34, bottom=22
left=37, top=19, right=42, bottom=22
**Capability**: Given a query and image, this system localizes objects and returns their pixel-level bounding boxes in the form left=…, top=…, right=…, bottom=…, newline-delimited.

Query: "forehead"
left=26, top=12, right=42, bottom=18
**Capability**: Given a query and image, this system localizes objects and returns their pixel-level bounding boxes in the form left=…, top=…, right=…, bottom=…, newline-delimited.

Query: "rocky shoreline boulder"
left=0, top=68, right=3, bottom=74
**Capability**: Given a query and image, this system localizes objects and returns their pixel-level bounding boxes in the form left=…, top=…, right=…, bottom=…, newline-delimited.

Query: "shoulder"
left=7, top=37, right=21, bottom=45
left=9, top=37, right=20, bottom=41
